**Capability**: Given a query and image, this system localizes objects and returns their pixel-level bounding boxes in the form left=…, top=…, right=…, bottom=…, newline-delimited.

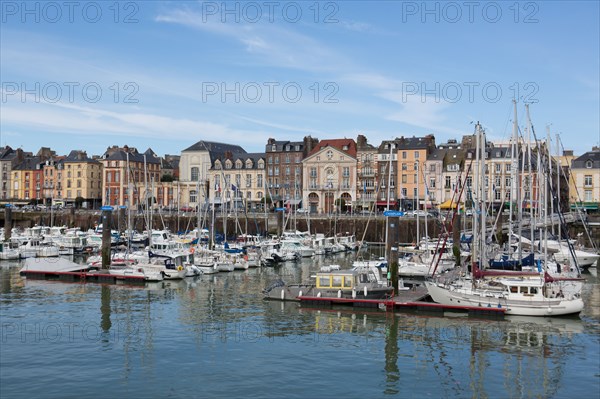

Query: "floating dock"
left=19, top=258, right=146, bottom=285
left=298, top=286, right=505, bottom=318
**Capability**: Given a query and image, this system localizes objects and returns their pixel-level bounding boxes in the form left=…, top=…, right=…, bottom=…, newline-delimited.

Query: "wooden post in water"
left=276, top=209, right=284, bottom=237
left=101, top=206, right=113, bottom=269
left=453, top=213, right=462, bottom=266
left=387, top=216, right=400, bottom=294
left=4, top=205, right=13, bottom=241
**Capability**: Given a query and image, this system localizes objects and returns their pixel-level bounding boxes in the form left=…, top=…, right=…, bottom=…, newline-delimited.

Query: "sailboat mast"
left=479, top=125, right=487, bottom=265
left=525, top=104, right=535, bottom=246
left=556, top=133, right=562, bottom=224
left=473, top=125, right=480, bottom=265
left=511, top=100, right=522, bottom=262
left=384, top=141, right=393, bottom=247
left=546, top=126, right=555, bottom=236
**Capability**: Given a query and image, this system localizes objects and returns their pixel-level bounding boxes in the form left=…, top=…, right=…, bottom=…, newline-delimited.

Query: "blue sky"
left=1, top=1, right=598, bottom=157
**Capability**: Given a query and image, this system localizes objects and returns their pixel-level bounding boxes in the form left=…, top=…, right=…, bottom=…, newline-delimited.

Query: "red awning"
left=375, top=201, right=397, bottom=206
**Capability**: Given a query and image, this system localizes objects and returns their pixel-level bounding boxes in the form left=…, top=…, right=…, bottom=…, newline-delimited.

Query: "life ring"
left=177, top=266, right=184, bottom=271
left=189, top=247, right=195, bottom=254
left=243, top=255, right=248, bottom=261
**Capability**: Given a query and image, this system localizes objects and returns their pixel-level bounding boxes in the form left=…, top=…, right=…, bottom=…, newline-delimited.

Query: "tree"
left=75, top=196, right=84, bottom=209
left=161, top=174, right=174, bottom=182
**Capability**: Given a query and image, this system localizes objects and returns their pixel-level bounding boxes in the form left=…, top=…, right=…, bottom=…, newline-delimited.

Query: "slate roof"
left=182, top=140, right=247, bottom=162
left=572, top=149, right=600, bottom=169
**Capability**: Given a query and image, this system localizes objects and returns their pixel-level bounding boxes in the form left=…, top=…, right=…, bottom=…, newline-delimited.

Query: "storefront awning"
left=376, top=200, right=397, bottom=206
left=439, top=199, right=461, bottom=209
left=285, top=199, right=302, bottom=205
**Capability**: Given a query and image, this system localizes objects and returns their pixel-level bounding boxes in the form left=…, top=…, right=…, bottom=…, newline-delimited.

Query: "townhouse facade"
left=356, top=135, right=378, bottom=211
left=100, top=146, right=161, bottom=208
left=209, top=153, right=266, bottom=211
left=302, top=139, right=357, bottom=214
left=570, top=147, right=600, bottom=211
left=264, top=136, right=318, bottom=208
left=62, top=150, right=103, bottom=207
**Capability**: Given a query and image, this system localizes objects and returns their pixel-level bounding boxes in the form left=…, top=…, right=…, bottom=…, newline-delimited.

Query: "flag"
left=363, top=181, right=366, bottom=194
left=231, top=184, right=237, bottom=192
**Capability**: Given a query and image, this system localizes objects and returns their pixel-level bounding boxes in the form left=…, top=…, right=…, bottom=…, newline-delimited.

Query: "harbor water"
left=1, top=252, right=599, bottom=398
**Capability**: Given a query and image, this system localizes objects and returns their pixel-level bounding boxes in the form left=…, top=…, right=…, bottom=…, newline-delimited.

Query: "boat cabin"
left=316, top=269, right=380, bottom=291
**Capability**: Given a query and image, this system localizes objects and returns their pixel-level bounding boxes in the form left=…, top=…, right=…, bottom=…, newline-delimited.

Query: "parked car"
left=296, top=208, right=309, bottom=214
left=179, top=206, right=194, bottom=212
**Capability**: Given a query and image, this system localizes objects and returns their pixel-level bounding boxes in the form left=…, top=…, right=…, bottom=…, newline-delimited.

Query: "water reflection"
left=0, top=254, right=598, bottom=398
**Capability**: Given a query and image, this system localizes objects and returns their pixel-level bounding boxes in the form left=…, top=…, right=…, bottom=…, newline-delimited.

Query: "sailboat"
left=425, top=121, right=584, bottom=316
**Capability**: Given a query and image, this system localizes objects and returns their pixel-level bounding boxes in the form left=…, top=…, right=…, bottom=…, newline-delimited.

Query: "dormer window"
left=343, top=145, right=349, bottom=151
left=271, top=144, right=276, bottom=151
left=586, top=160, right=593, bottom=168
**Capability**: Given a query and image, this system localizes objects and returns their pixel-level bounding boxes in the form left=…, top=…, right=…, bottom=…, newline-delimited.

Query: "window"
left=505, top=164, right=511, bottom=172
left=246, top=174, right=252, bottom=188
left=413, top=162, right=418, bottom=171
left=190, top=190, right=197, bottom=203
left=495, top=164, right=501, bottom=173
left=414, top=151, right=419, bottom=159
left=429, top=178, right=435, bottom=188
left=429, top=164, right=436, bottom=172
left=285, top=167, right=290, bottom=176
left=466, top=177, right=472, bottom=187
left=342, top=167, right=350, bottom=177
left=584, top=175, right=592, bottom=187
left=285, top=155, right=290, bottom=164
left=402, top=151, right=407, bottom=159
left=584, top=190, right=592, bottom=201
left=257, top=174, right=263, bottom=187
left=402, top=175, right=407, bottom=184
left=505, top=177, right=511, bottom=187
left=191, top=167, right=198, bottom=181
left=445, top=176, right=451, bottom=189
left=402, top=188, right=407, bottom=197
left=495, top=190, right=501, bottom=200
left=402, top=163, right=407, bottom=171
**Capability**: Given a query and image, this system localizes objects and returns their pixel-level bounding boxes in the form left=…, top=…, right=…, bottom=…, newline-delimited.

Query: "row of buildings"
left=1, top=134, right=598, bottom=214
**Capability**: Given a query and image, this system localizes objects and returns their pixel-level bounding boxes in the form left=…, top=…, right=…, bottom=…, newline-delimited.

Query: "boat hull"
left=424, top=281, right=584, bottom=316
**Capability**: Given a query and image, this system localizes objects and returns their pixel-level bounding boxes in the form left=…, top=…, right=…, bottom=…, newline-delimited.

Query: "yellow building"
left=62, top=150, right=103, bottom=207
left=570, top=147, right=600, bottom=211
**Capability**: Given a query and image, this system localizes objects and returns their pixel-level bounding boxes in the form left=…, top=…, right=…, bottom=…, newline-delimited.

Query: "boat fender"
left=317, top=292, right=322, bottom=298
left=177, top=266, right=184, bottom=271
left=299, top=290, right=303, bottom=297
left=337, top=290, right=342, bottom=298
left=352, top=290, right=356, bottom=299
left=364, top=286, right=368, bottom=297
left=280, top=289, right=285, bottom=300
